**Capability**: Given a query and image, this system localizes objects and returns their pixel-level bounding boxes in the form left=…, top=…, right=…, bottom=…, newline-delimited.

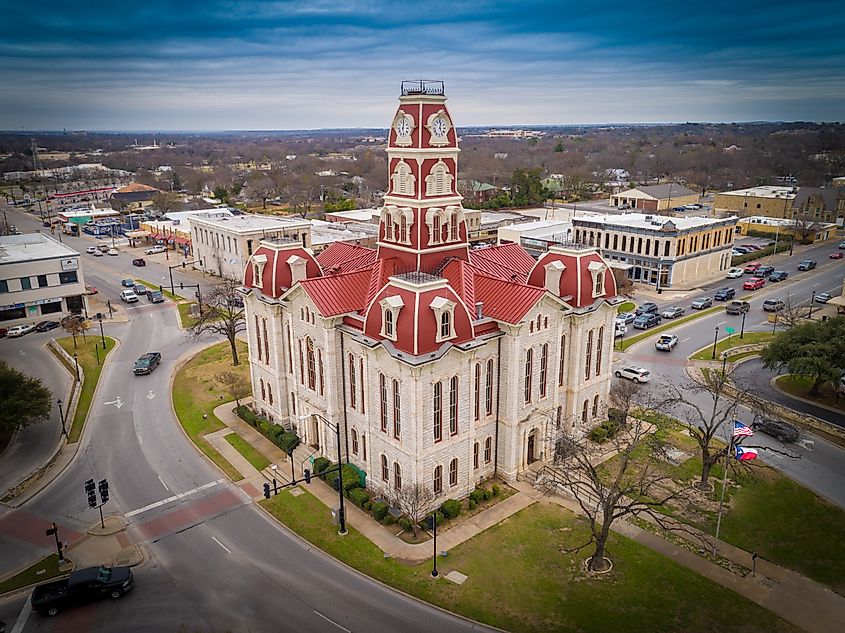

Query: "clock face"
left=395, top=117, right=411, bottom=137
left=432, top=116, right=448, bottom=137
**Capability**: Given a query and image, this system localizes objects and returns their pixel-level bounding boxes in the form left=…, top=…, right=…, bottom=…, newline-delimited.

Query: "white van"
left=614, top=320, right=627, bottom=337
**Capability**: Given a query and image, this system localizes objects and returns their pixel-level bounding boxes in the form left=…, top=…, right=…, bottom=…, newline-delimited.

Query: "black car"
left=31, top=565, right=134, bottom=617
left=632, top=313, right=661, bottom=329
left=635, top=302, right=659, bottom=316
left=134, top=352, right=162, bottom=375
left=148, top=291, right=165, bottom=303
left=35, top=320, right=60, bottom=332
left=797, top=259, right=817, bottom=271
left=132, top=258, right=146, bottom=267
left=756, top=265, right=775, bottom=277
left=714, top=287, right=736, bottom=301
left=752, top=419, right=799, bottom=443
left=769, top=271, right=788, bottom=282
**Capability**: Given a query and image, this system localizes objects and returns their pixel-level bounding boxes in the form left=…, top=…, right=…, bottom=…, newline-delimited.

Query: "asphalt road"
left=0, top=204, right=497, bottom=632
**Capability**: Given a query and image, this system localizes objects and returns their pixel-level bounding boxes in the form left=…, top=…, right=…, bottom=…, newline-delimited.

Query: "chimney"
left=287, top=254, right=307, bottom=286
left=475, top=302, right=483, bottom=319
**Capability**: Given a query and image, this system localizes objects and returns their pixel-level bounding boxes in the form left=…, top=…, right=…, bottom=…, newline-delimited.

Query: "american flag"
left=733, top=420, right=754, bottom=438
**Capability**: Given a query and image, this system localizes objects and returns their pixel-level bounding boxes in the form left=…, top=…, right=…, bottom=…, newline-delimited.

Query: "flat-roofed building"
left=0, top=234, right=86, bottom=324
left=712, top=186, right=797, bottom=218
left=736, top=216, right=838, bottom=242
left=572, top=213, right=738, bottom=288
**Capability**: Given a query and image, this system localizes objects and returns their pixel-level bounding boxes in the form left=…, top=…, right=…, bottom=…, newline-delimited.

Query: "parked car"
left=120, top=290, right=139, bottom=303
left=144, top=245, right=167, bottom=255
left=661, top=306, right=684, bottom=319
left=92, top=249, right=104, bottom=257
left=714, top=287, right=736, bottom=301
left=133, top=284, right=147, bottom=296
left=85, top=246, right=98, bottom=254
left=733, top=247, right=752, bottom=254
left=133, top=352, right=162, bottom=375
left=752, top=419, right=799, bottom=443
left=743, top=244, right=762, bottom=251
left=35, top=320, right=60, bottom=332
left=31, top=565, right=134, bottom=617
left=148, top=290, right=165, bottom=304
left=615, top=366, right=651, bottom=383
left=743, top=277, right=765, bottom=290
left=617, top=312, right=636, bottom=325
left=635, top=302, right=659, bottom=316
left=839, top=241, right=845, bottom=249
left=655, top=334, right=678, bottom=351
left=633, top=313, right=661, bottom=329
left=756, top=265, right=775, bottom=277
left=7, top=324, right=36, bottom=337
left=743, top=262, right=761, bottom=274
left=691, top=296, right=713, bottom=309
left=121, top=278, right=135, bottom=287
left=762, top=299, right=784, bottom=312
left=831, top=252, right=844, bottom=260
left=815, top=292, right=832, bottom=303
left=132, top=258, right=146, bottom=267
left=107, top=248, right=119, bottom=256
left=726, top=268, right=744, bottom=278
left=797, top=259, right=817, bottom=271
left=97, top=244, right=110, bottom=253
left=769, top=271, right=788, bottom=282
left=726, top=300, right=751, bottom=315
left=85, top=285, right=98, bottom=295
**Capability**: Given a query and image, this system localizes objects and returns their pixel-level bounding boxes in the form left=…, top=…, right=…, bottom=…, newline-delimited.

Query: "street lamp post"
left=711, top=326, right=720, bottom=360
left=72, top=352, right=80, bottom=381
left=431, top=510, right=439, bottom=578
left=97, top=313, right=106, bottom=347
left=740, top=311, right=747, bottom=339
left=57, top=398, right=68, bottom=438
left=303, top=413, right=348, bottom=536
left=809, top=291, right=816, bottom=318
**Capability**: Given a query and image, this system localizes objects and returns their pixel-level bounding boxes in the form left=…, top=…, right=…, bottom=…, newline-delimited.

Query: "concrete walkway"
left=211, top=401, right=845, bottom=633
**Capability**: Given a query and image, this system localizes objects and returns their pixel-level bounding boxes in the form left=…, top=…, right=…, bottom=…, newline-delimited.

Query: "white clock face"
left=432, top=117, right=448, bottom=137
left=395, top=117, right=411, bottom=137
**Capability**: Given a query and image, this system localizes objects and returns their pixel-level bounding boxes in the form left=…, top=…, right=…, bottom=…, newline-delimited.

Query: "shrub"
left=491, top=484, right=501, bottom=497
left=278, top=431, right=301, bottom=455
left=349, top=487, right=370, bottom=508
left=313, top=457, right=331, bottom=478
left=469, top=488, right=486, bottom=504
left=236, top=405, right=258, bottom=425
left=372, top=501, right=389, bottom=521
left=341, top=464, right=361, bottom=493
left=398, top=517, right=413, bottom=531
left=468, top=499, right=476, bottom=510
left=589, top=419, right=621, bottom=444
left=363, top=501, right=372, bottom=512
left=383, top=513, right=396, bottom=525
left=441, top=498, right=461, bottom=519
left=433, top=510, right=445, bottom=526
left=608, top=407, right=625, bottom=424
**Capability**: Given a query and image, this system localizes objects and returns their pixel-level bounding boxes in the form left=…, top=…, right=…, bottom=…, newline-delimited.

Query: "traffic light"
left=98, top=479, right=109, bottom=504
left=303, top=468, right=311, bottom=484
left=263, top=483, right=271, bottom=499
left=84, top=479, right=97, bottom=508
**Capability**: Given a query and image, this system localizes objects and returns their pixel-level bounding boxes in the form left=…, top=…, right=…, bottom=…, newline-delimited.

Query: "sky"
left=1, top=0, right=843, bottom=131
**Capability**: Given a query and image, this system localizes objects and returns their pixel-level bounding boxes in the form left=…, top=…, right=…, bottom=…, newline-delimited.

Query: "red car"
left=85, top=285, right=98, bottom=295
left=743, top=262, right=761, bottom=274
left=743, top=277, right=765, bottom=290
left=831, top=252, right=844, bottom=259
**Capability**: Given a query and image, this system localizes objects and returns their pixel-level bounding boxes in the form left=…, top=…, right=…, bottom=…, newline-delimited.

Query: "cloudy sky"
left=1, top=0, right=843, bottom=131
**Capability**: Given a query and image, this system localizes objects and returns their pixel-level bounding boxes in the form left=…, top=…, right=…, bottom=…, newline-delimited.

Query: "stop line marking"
left=125, top=479, right=225, bottom=518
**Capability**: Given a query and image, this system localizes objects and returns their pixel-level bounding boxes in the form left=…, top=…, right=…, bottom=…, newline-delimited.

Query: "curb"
left=769, top=375, right=845, bottom=418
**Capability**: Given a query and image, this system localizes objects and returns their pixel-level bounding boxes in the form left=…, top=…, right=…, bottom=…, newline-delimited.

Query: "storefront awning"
left=173, top=236, right=191, bottom=245
left=125, top=230, right=150, bottom=238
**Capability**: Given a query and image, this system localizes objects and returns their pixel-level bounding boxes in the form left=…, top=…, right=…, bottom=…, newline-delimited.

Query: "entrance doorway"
left=527, top=430, right=537, bottom=465
left=309, top=415, right=320, bottom=450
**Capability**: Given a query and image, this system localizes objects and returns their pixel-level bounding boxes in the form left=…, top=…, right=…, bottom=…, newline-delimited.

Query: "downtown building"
left=239, top=82, right=620, bottom=501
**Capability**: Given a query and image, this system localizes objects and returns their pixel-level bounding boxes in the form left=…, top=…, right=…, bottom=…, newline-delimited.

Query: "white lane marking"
left=104, top=397, right=124, bottom=409
left=138, top=436, right=143, bottom=445
left=124, top=479, right=223, bottom=518
left=681, top=337, right=691, bottom=343
left=313, top=611, right=351, bottom=632
left=10, top=598, right=32, bottom=633
left=158, top=475, right=170, bottom=491
left=715, top=320, right=727, bottom=326
left=211, top=536, right=231, bottom=554
left=146, top=390, right=156, bottom=400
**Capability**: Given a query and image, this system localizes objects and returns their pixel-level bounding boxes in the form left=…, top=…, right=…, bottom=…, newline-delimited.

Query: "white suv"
left=726, top=268, right=743, bottom=278
left=144, top=245, right=166, bottom=255
left=614, top=366, right=651, bottom=383
left=120, top=290, right=139, bottom=303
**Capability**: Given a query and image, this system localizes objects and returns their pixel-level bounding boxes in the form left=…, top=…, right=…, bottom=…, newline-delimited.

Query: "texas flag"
left=735, top=446, right=758, bottom=461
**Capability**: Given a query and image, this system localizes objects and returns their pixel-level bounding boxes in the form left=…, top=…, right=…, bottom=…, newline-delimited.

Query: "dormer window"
left=379, top=295, right=404, bottom=341
left=588, top=261, right=608, bottom=298
left=251, top=254, right=267, bottom=287
left=430, top=296, right=456, bottom=342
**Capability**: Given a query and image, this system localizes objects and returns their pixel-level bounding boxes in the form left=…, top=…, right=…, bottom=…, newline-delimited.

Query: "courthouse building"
left=240, top=82, right=620, bottom=502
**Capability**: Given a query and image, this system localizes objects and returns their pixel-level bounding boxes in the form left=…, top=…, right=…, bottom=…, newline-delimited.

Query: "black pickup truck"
left=31, top=565, right=134, bottom=616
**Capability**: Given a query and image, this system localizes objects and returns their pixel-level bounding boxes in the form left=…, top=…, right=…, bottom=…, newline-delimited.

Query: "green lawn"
left=262, top=490, right=796, bottom=633
left=775, top=375, right=845, bottom=412
left=224, top=432, right=270, bottom=471
left=689, top=331, right=774, bottom=361
left=0, top=554, right=64, bottom=595
left=134, top=278, right=185, bottom=301
left=56, top=336, right=116, bottom=443
left=616, top=306, right=723, bottom=350
left=617, top=301, right=636, bottom=313
left=171, top=341, right=251, bottom=482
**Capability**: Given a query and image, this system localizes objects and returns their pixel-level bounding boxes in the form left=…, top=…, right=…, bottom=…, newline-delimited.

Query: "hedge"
left=441, top=498, right=461, bottom=519
left=349, top=487, right=370, bottom=508
left=588, top=419, right=621, bottom=444
left=313, top=456, right=331, bottom=478
left=236, top=405, right=303, bottom=455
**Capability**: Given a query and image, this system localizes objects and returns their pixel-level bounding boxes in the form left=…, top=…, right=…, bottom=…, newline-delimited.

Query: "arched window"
left=298, top=340, right=304, bottom=385
left=262, top=318, right=269, bottom=363
left=524, top=348, right=533, bottom=403
left=473, top=363, right=481, bottom=421
left=539, top=343, right=548, bottom=398
left=290, top=392, right=296, bottom=416
left=449, top=212, right=458, bottom=242
left=384, top=211, right=394, bottom=241
left=592, top=395, right=599, bottom=418
left=433, top=381, right=442, bottom=442
left=383, top=309, right=395, bottom=338
left=399, top=213, right=408, bottom=243
left=267, top=385, right=273, bottom=406
left=434, top=465, right=442, bottom=494
left=559, top=334, right=566, bottom=386
left=255, top=315, right=262, bottom=362
left=432, top=214, right=442, bottom=245
left=440, top=311, right=451, bottom=339
left=473, top=442, right=479, bottom=469
left=379, top=374, right=388, bottom=433
left=585, top=330, right=593, bottom=381
left=306, top=338, right=316, bottom=390
left=449, top=458, right=458, bottom=487
left=348, top=354, right=357, bottom=409
left=595, top=326, right=604, bottom=377
left=485, top=359, right=494, bottom=415
left=556, top=406, right=562, bottom=428
left=352, top=428, right=359, bottom=455
left=425, top=160, right=453, bottom=196
left=318, top=350, right=324, bottom=395
left=285, top=323, right=293, bottom=372
left=594, top=270, right=604, bottom=295
left=260, top=378, right=265, bottom=400
left=392, top=379, right=401, bottom=440
left=359, top=358, right=365, bottom=414
left=381, top=455, right=388, bottom=482
left=394, top=463, right=402, bottom=490
left=449, top=376, right=458, bottom=436
left=581, top=400, right=588, bottom=424
left=484, top=437, right=492, bottom=463
left=362, top=434, right=367, bottom=460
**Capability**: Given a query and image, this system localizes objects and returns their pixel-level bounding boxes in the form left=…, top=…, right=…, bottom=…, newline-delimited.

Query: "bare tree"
left=611, top=267, right=635, bottom=298
left=152, top=191, right=181, bottom=214
left=774, top=295, right=807, bottom=330
left=215, top=370, right=251, bottom=407
left=392, top=483, right=434, bottom=538
left=243, top=173, right=275, bottom=210
left=187, top=277, right=246, bottom=366
left=665, top=366, right=751, bottom=490
left=790, top=216, right=824, bottom=243
left=543, top=381, right=689, bottom=572
left=62, top=315, right=88, bottom=349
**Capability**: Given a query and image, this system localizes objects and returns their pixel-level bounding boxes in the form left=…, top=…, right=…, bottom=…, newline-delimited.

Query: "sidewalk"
left=211, top=402, right=845, bottom=632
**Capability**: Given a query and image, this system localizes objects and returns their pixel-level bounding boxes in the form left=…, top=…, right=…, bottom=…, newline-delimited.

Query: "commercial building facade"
left=610, top=183, right=698, bottom=212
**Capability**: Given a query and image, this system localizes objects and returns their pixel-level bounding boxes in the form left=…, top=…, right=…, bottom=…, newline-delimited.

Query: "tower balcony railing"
left=401, top=80, right=445, bottom=96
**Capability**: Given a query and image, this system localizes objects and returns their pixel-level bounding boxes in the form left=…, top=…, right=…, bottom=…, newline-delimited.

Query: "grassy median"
left=616, top=305, right=723, bottom=350
left=0, top=554, right=65, bottom=595
left=56, top=335, right=116, bottom=443
left=689, top=331, right=774, bottom=361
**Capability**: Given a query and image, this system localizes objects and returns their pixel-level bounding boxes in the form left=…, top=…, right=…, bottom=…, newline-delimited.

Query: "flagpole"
left=713, top=431, right=734, bottom=557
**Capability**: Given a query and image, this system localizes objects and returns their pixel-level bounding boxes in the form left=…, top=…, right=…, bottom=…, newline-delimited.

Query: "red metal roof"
left=316, top=242, right=377, bottom=274
left=299, top=268, right=374, bottom=317
left=473, top=273, right=545, bottom=324
left=469, top=243, right=536, bottom=283
left=440, top=258, right=476, bottom=308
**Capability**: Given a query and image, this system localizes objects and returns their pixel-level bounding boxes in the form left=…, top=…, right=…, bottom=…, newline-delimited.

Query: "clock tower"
left=377, top=80, right=469, bottom=272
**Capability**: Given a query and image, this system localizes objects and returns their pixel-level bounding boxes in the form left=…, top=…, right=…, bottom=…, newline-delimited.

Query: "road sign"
left=725, top=327, right=735, bottom=335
